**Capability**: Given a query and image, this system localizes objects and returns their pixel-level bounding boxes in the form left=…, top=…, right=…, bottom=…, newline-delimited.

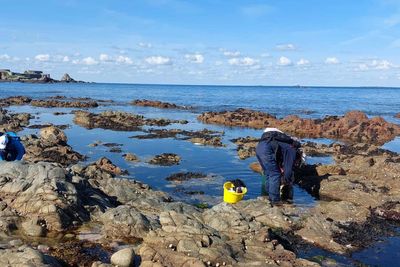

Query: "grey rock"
left=110, top=247, right=135, bottom=267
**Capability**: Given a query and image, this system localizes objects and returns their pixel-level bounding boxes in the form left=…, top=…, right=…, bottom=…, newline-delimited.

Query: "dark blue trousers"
left=256, top=141, right=282, bottom=202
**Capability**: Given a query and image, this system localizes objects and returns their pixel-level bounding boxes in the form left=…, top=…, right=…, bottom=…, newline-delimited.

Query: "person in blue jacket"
left=0, top=132, right=25, bottom=161
left=255, top=128, right=300, bottom=206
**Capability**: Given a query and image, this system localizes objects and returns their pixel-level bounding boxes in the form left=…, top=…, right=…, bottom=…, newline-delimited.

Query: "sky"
left=0, top=0, right=400, bottom=86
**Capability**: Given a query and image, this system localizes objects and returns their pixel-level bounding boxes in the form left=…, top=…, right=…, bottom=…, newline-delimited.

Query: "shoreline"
left=0, top=94, right=399, bottom=266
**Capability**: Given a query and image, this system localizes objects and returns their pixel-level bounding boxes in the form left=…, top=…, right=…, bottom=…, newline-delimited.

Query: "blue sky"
left=1, top=0, right=400, bottom=86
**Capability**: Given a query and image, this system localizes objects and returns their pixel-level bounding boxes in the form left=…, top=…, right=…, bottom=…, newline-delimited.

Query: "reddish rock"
left=198, top=109, right=400, bottom=144
left=95, top=157, right=126, bottom=176
left=131, top=99, right=190, bottom=110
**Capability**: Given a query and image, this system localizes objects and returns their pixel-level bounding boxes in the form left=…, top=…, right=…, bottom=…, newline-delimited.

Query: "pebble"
left=110, top=247, right=135, bottom=267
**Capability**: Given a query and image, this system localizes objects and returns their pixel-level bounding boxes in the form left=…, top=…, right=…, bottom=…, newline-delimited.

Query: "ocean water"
left=2, top=83, right=400, bottom=203
left=2, top=82, right=400, bottom=265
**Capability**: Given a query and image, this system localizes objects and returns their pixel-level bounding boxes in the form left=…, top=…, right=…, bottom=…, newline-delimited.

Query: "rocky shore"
left=0, top=97, right=399, bottom=266
left=199, top=108, right=400, bottom=145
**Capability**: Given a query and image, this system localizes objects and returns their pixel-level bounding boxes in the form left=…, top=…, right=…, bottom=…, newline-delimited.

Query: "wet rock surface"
left=22, top=126, right=85, bottom=166
left=31, top=99, right=99, bottom=108
left=123, top=153, right=140, bottom=162
left=247, top=140, right=400, bottom=253
left=165, top=172, right=207, bottom=182
left=0, top=108, right=31, bottom=132
left=149, top=153, right=181, bottom=166
left=27, top=123, right=69, bottom=130
left=0, top=96, right=32, bottom=107
left=199, top=108, right=400, bottom=144
left=0, top=95, right=100, bottom=109
left=131, top=128, right=225, bottom=147
left=131, top=99, right=191, bottom=110
left=0, top=246, right=60, bottom=266
left=74, top=110, right=188, bottom=131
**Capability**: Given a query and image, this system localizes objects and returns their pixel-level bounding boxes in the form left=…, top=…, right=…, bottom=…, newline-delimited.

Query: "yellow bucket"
left=223, top=182, right=247, bottom=204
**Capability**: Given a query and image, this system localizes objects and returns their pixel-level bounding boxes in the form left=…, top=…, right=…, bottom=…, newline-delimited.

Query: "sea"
left=1, top=82, right=400, bottom=266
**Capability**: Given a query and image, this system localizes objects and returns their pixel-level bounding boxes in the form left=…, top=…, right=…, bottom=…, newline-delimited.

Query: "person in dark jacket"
left=255, top=128, right=299, bottom=205
left=0, top=132, right=25, bottom=161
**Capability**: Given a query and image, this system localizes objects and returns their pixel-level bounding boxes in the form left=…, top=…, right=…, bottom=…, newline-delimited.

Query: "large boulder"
left=0, top=246, right=60, bottom=266
left=0, top=161, right=86, bottom=232
left=60, top=73, right=77, bottom=83
left=0, top=161, right=121, bottom=233
left=0, top=108, right=31, bottom=132
left=22, top=126, right=84, bottom=166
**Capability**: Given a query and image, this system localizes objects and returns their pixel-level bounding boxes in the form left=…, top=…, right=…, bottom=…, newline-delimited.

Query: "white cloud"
left=297, top=58, right=310, bottom=66
left=260, top=53, right=270, bottom=57
left=228, top=57, right=258, bottom=66
left=370, top=59, right=394, bottom=70
left=116, top=55, right=133, bottom=64
left=145, top=56, right=172, bottom=65
left=215, top=61, right=223, bottom=66
left=276, top=44, right=296, bottom=51
left=357, top=63, right=369, bottom=71
left=277, top=56, right=292, bottom=66
left=357, top=59, right=396, bottom=71
left=185, top=53, right=204, bottom=64
left=35, top=54, right=50, bottom=62
left=138, top=42, right=152, bottom=48
left=99, top=53, right=111, bottom=62
left=63, top=56, right=70, bottom=62
left=325, top=57, right=340, bottom=64
left=0, top=54, right=11, bottom=60
left=223, top=50, right=241, bottom=57
left=82, top=57, right=98, bottom=65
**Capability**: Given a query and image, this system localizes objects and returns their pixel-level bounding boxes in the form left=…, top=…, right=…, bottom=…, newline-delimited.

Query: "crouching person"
left=0, top=132, right=25, bottom=161
left=255, top=128, right=301, bottom=206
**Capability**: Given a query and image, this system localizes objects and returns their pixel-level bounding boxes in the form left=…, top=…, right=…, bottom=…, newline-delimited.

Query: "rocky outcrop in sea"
left=199, top=108, right=400, bottom=145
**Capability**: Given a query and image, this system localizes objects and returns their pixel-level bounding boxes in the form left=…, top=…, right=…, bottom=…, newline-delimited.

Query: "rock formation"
left=0, top=108, right=31, bottom=132
left=60, top=73, right=77, bottom=83
left=131, top=99, right=191, bottom=110
left=199, top=109, right=400, bottom=144
left=73, top=110, right=188, bottom=131
left=22, top=126, right=84, bottom=166
left=148, top=153, right=181, bottom=166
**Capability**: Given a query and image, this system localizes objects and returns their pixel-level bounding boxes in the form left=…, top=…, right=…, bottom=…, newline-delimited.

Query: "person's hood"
left=0, top=135, right=8, bottom=149
left=263, top=127, right=283, bottom=133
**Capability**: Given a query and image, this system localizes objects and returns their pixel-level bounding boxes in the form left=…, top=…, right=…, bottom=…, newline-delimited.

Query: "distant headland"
left=0, top=69, right=85, bottom=83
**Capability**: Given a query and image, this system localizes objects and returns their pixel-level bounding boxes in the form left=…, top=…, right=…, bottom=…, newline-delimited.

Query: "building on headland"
left=0, top=69, right=52, bottom=82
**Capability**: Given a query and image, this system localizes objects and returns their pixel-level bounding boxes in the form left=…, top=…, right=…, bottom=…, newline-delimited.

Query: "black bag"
left=230, top=179, right=246, bottom=189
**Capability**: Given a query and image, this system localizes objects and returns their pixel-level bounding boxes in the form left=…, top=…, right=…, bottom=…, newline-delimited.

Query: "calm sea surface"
left=1, top=82, right=400, bottom=265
